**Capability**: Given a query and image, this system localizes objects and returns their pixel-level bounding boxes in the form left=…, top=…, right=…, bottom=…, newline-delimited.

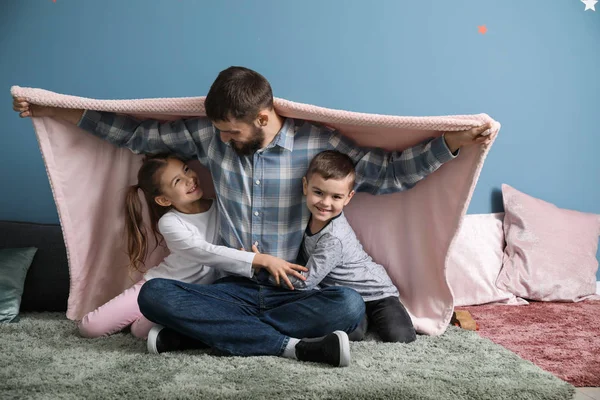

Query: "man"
left=13, top=66, right=494, bottom=367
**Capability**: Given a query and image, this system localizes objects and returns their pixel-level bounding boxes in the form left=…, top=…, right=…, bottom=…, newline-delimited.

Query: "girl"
left=78, top=154, right=306, bottom=339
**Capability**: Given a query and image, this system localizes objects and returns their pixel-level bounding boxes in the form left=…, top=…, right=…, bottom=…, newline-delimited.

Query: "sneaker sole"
left=333, top=331, right=351, bottom=367
left=147, top=325, right=164, bottom=354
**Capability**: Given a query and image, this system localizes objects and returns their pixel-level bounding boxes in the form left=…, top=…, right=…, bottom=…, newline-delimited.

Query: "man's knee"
left=137, top=278, right=176, bottom=316
left=324, top=286, right=365, bottom=323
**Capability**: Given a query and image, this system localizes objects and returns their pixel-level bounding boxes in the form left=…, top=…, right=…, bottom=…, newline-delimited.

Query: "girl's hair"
left=124, top=154, right=182, bottom=272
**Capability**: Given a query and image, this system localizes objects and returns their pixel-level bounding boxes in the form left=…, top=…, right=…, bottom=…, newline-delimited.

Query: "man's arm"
left=284, top=234, right=343, bottom=290
left=13, top=98, right=214, bottom=161
left=49, top=108, right=85, bottom=125
left=77, top=111, right=213, bottom=161
left=328, top=123, right=493, bottom=195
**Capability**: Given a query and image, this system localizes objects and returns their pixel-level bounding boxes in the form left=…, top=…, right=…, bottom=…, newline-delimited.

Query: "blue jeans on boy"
left=138, top=275, right=365, bottom=356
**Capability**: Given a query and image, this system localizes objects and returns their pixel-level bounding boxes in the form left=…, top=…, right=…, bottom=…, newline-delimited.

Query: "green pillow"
left=0, top=247, right=37, bottom=322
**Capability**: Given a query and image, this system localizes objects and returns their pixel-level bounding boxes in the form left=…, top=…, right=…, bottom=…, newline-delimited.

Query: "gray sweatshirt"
left=275, top=212, right=399, bottom=302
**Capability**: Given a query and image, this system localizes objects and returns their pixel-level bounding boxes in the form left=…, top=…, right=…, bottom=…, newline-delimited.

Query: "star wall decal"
left=582, top=0, right=597, bottom=11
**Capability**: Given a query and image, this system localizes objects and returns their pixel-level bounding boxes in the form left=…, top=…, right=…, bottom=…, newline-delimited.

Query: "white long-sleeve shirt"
left=144, top=201, right=256, bottom=284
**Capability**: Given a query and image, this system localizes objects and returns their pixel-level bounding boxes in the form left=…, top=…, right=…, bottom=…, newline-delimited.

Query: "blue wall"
left=1, top=1, right=599, bottom=277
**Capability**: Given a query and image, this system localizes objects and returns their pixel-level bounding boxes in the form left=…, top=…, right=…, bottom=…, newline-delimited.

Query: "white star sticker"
left=582, top=0, right=597, bottom=11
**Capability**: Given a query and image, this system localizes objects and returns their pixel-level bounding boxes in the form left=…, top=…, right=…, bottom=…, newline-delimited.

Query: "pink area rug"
left=461, top=301, right=600, bottom=387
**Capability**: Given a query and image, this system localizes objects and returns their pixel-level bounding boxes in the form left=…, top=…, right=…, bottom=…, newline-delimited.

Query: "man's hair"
left=204, top=66, right=274, bottom=123
left=306, top=151, right=356, bottom=190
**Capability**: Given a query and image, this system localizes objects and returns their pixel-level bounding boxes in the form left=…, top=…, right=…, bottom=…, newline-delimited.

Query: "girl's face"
left=154, top=158, right=203, bottom=210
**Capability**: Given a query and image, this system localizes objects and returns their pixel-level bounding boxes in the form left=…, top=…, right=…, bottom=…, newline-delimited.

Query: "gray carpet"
left=0, top=313, right=574, bottom=400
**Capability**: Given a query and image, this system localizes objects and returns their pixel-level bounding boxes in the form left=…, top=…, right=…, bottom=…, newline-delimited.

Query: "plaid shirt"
left=79, top=112, right=455, bottom=263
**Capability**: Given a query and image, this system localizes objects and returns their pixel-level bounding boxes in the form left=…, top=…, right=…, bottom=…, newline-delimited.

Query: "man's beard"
left=232, top=126, right=265, bottom=157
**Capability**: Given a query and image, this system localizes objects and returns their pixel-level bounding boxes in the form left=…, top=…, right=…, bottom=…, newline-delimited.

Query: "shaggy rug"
left=462, top=300, right=600, bottom=387
left=0, top=313, right=573, bottom=400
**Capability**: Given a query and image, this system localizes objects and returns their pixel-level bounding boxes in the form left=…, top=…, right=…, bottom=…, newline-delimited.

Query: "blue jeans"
left=138, top=276, right=365, bottom=356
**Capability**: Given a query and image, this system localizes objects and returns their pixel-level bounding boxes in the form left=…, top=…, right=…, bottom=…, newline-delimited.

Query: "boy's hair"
left=204, top=66, right=274, bottom=123
left=124, top=154, right=182, bottom=272
left=306, top=151, right=356, bottom=190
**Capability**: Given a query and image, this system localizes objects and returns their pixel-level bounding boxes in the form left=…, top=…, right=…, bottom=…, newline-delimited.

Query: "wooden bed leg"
left=451, top=310, right=479, bottom=331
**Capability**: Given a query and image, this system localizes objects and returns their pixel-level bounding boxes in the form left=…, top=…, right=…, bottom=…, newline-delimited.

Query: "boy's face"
left=303, top=173, right=355, bottom=224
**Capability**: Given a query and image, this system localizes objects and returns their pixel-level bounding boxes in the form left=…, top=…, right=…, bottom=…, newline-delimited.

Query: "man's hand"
left=13, top=97, right=55, bottom=118
left=13, top=96, right=84, bottom=124
left=251, top=245, right=308, bottom=290
left=443, top=122, right=496, bottom=153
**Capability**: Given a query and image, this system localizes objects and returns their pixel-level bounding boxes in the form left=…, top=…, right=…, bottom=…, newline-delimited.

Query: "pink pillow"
left=496, top=184, right=600, bottom=302
left=447, top=213, right=527, bottom=306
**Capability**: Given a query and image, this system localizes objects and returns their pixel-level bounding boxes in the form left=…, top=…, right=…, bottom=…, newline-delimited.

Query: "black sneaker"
left=295, top=331, right=351, bottom=367
left=147, top=325, right=209, bottom=354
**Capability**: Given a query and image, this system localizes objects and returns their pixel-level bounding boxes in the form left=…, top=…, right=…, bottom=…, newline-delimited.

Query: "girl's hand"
left=251, top=244, right=308, bottom=290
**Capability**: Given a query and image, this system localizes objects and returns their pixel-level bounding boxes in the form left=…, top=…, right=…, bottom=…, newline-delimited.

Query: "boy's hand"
left=251, top=245, right=308, bottom=290
left=443, top=122, right=496, bottom=153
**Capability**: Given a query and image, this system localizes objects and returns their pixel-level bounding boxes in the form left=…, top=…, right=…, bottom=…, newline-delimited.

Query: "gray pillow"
left=0, top=247, right=37, bottom=322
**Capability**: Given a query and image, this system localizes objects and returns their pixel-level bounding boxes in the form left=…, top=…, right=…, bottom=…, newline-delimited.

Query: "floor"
left=575, top=388, right=600, bottom=400
left=576, top=286, right=600, bottom=398
left=561, top=284, right=599, bottom=399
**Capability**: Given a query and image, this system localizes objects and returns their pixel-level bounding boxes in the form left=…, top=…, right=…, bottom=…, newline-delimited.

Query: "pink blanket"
left=11, top=86, right=500, bottom=336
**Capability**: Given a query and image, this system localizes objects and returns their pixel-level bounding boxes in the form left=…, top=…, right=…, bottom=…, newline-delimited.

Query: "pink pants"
left=78, top=279, right=155, bottom=339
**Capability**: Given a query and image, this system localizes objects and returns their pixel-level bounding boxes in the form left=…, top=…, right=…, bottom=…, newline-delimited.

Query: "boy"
left=269, top=150, right=416, bottom=343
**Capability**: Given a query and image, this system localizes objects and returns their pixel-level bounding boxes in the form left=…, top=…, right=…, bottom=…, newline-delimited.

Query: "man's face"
left=213, top=118, right=265, bottom=156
